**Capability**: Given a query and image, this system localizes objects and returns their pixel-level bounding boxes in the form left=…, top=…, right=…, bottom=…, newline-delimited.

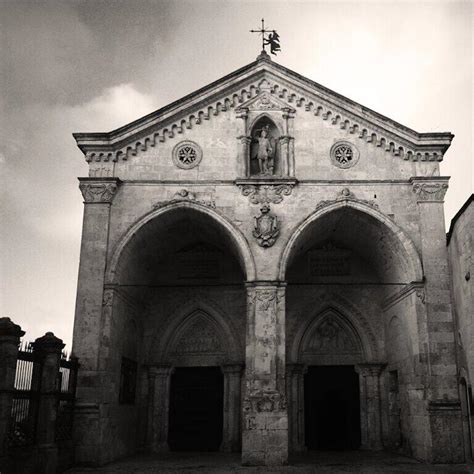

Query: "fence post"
left=32, top=332, right=65, bottom=474
left=0, top=318, right=24, bottom=463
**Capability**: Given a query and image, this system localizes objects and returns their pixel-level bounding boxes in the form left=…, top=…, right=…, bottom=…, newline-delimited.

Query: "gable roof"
left=73, top=51, right=453, bottom=163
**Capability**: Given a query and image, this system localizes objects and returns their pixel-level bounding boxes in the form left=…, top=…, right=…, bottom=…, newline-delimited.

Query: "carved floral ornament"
left=314, top=188, right=379, bottom=212
left=330, top=141, right=360, bottom=169
left=172, top=140, right=202, bottom=169
left=412, top=181, right=449, bottom=201
left=79, top=75, right=448, bottom=164
left=79, top=182, right=118, bottom=203
left=240, top=183, right=294, bottom=205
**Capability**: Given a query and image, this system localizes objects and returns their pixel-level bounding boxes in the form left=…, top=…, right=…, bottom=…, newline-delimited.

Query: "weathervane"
left=250, top=18, right=281, bottom=56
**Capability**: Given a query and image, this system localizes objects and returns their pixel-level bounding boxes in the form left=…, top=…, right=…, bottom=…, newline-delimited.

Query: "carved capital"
left=355, top=362, right=386, bottom=377
left=148, top=365, right=174, bottom=379
left=411, top=177, right=449, bottom=202
left=221, top=364, right=243, bottom=375
left=79, top=178, right=120, bottom=203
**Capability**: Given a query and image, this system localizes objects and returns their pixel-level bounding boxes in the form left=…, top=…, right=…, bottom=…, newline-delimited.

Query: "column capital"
left=148, top=365, right=174, bottom=378
left=286, top=363, right=306, bottom=375
left=355, top=362, right=386, bottom=376
left=79, top=177, right=121, bottom=204
left=221, top=363, right=244, bottom=375
left=410, top=176, right=449, bottom=202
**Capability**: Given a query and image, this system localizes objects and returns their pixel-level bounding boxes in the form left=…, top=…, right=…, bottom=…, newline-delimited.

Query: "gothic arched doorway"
left=106, top=203, right=249, bottom=454
left=282, top=200, right=423, bottom=453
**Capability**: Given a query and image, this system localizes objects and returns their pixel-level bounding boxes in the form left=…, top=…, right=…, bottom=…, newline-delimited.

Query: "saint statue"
left=253, top=125, right=274, bottom=175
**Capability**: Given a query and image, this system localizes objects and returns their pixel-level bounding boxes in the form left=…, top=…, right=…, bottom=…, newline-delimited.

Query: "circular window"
left=330, top=141, right=359, bottom=169
left=172, top=141, right=202, bottom=169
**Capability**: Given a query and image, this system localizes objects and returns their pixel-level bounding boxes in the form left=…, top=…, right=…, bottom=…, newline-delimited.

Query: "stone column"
left=236, top=108, right=250, bottom=177
left=72, top=177, right=120, bottom=465
left=242, top=282, right=288, bottom=466
left=221, top=364, right=243, bottom=452
left=356, top=363, right=385, bottom=450
left=287, top=363, right=306, bottom=453
left=411, top=177, right=464, bottom=462
left=282, top=107, right=295, bottom=177
left=279, top=136, right=290, bottom=176
left=147, top=365, right=173, bottom=452
left=32, top=332, right=65, bottom=474
left=0, top=318, right=25, bottom=462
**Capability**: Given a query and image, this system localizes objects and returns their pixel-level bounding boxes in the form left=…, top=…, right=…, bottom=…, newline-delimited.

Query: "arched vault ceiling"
left=286, top=208, right=414, bottom=284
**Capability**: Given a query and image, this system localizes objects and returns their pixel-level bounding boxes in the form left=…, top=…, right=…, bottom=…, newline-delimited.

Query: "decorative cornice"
left=382, top=281, right=425, bottom=310
left=315, top=187, right=379, bottom=212
left=411, top=177, right=449, bottom=202
left=78, top=177, right=121, bottom=204
left=237, top=179, right=296, bottom=205
left=152, top=188, right=216, bottom=210
left=74, top=63, right=453, bottom=164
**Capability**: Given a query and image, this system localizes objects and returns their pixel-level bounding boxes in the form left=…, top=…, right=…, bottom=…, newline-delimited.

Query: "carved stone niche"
left=235, top=82, right=296, bottom=179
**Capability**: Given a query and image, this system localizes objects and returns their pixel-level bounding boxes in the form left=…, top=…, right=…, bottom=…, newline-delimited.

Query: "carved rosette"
left=240, top=183, right=294, bottom=205
left=79, top=178, right=120, bottom=203
left=412, top=180, right=449, bottom=202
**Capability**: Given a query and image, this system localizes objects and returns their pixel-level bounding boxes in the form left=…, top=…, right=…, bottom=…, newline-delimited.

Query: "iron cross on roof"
left=250, top=19, right=281, bottom=56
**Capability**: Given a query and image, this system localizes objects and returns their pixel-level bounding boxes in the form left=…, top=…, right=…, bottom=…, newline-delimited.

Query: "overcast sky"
left=1, top=0, right=472, bottom=348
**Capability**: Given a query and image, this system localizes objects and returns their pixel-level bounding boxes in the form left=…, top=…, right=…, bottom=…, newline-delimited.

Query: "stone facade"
left=71, top=51, right=464, bottom=466
left=448, top=195, right=474, bottom=461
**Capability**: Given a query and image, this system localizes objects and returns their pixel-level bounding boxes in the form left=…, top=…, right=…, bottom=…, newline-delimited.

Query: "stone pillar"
left=0, top=318, right=24, bottom=462
left=356, top=363, right=385, bottom=450
left=242, top=282, right=288, bottom=466
left=287, top=363, right=306, bottom=453
left=72, top=177, right=119, bottom=465
left=221, top=364, right=243, bottom=452
left=411, top=177, right=464, bottom=462
left=282, top=107, right=295, bottom=177
left=236, top=108, right=250, bottom=177
left=32, top=332, right=65, bottom=474
left=147, top=365, right=173, bottom=452
left=279, top=136, right=290, bottom=176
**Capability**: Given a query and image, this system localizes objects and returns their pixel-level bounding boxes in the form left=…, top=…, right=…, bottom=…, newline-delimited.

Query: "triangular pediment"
left=74, top=56, right=453, bottom=163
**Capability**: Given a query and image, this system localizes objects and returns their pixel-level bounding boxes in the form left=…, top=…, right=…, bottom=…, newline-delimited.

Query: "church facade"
left=71, top=52, right=464, bottom=466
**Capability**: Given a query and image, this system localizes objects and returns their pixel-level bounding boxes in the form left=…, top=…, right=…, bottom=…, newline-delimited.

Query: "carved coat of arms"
left=252, top=205, right=280, bottom=248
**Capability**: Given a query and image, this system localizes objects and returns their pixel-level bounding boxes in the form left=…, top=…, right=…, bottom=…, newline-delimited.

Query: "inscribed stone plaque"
left=308, top=246, right=351, bottom=276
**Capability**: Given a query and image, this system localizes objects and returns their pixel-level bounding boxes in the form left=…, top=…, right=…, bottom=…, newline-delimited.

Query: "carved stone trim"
left=315, top=188, right=379, bottom=212
left=237, top=180, right=296, bottom=205
left=152, top=188, right=216, bottom=209
left=411, top=178, right=449, bottom=202
left=382, top=281, right=425, bottom=310
left=79, top=178, right=120, bottom=203
left=355, top=362, right=386, bottom=377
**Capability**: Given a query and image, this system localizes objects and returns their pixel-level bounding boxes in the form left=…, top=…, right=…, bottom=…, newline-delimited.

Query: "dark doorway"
left=304, top=365, right=361, bottom=450
left=168, top=366, right=223, bottom=451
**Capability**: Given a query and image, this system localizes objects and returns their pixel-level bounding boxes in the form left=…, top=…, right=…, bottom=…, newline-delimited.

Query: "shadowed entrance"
left=304, top=366, right=360, bottom=450
left=169, top=367, right=224, bottom=451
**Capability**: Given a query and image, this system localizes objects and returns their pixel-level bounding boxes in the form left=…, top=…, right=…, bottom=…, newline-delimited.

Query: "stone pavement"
left=66, top=451, right=474, bottom=473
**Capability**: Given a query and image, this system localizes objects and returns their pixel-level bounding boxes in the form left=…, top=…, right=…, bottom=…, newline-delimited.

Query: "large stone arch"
left=106, top=201, right=256, bottom=284
left=278, top=199, right=423, bottom=283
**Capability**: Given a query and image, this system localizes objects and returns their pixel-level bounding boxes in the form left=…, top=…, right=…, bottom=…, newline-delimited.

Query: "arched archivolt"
left=290, top=297, right=379, bottom=363
left=149, top=298, right=242, bottom=365
left=248, top=112, right=285, bottom=136
left=278, top=199, right=423, bottom=282
left=106, top=200, right=256, bottom=284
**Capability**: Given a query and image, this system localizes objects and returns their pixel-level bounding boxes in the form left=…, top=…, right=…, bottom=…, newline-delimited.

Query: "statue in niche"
left=250, top=118, right=280, bottom=176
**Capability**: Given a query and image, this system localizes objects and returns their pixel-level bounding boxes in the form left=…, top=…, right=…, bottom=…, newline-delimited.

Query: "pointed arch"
left=106, top=201, right=256, bottom=284
left=278, top=199, right=423, bottom=282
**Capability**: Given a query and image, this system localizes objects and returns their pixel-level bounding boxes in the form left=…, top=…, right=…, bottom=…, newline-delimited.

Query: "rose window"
left=334, top=145, right=353, bottom=165
left=330, top=141, right=359, bottom=169
left=172, top=141, right=202, bottom=169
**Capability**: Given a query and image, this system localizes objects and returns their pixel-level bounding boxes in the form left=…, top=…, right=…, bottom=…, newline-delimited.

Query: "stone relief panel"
left=171, top=313, right=225, bottom=356
left=302, top=312, right=362, bottom=356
